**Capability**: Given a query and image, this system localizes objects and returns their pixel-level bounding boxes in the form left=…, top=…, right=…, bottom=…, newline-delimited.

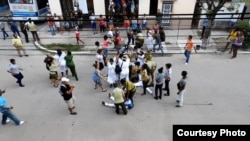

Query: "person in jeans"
left=7, top=59, right=25, bottom=87
left=152, top=30, right=164, bottom=55
left=163, top=63, right=172, bottom=96
left=154, top=67, right=164, bottom=100
left=111, top=83, right=127, bottom=115
left=0, top=89, right=25, bottom=126
left=0, top=22, right=9, bottom=40
left=176, top=71, right=187, bottom=107
left=184, top=35, right=197, bottom=65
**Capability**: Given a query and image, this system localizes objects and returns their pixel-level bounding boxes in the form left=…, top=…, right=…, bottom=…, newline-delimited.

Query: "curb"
left=34, top=41, right=250, bottom=55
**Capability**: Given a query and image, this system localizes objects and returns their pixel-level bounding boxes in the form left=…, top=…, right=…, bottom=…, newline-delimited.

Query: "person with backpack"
left=60, top=77, right=77, bottom=115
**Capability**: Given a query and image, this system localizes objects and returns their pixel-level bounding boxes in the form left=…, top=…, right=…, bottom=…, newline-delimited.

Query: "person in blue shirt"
left=200, top=17, right=208, bottom=39
left=0, top=89, right=24, bottom=126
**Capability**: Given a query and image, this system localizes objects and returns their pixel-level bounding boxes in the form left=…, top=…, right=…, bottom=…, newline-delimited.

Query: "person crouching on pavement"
left=60, top=77, right=77, bottom=115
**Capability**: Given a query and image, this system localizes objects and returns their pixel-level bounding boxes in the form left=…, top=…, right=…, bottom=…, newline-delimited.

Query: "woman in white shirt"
left=146, top=27, right=154, bottom=50
left=54, top=49, right=68, bottom=77
left=107, top=58, right=117, bottom=87
left=96, top=49, right=105, bottom=71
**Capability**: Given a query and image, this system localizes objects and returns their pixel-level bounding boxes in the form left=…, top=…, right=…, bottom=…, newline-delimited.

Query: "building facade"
left=47, top=0, right=197, bottom=28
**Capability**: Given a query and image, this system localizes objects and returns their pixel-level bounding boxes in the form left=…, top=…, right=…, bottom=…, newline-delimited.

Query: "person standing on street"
left=111, top=83, right=127, bottom=115
left=176, top=71, right=187, bottom=107
left=0, top=89, right=25, bottom=126
left=184, top=35, right=197, bottom=65
left=19, top=21, right=29, bottom=43
left=60, top=77, right=77, bottom=115
left=12, top=33, right=29, bottom=57
left=7, top=18, right=21, bottom=37
left=231, top=31, right=244, bottom=59
left=163, top=63, right=172, bottom=96
left=0, top=22, right=9, bottom=40
left=154, top=67, right=164, bottom=100
left=7, top=59, right=25, bottom=87
left=28, top=20, right=40, bottom=42
left=65, top=51, right=78, bottom=81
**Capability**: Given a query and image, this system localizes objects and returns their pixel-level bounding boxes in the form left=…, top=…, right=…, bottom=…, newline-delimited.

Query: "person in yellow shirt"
left=222, top=27, right=239, bottom=52
left=184, top=35, right=197, bottom=65
left=28, top=20, right=40, bottom=41
left=141, top=64, right=150, bottom=95
left=121, top=78, right=136, bottom=104
left=12, top=34, right=28, bottom=57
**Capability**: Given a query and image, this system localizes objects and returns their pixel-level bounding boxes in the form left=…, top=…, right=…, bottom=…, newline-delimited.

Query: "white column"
left=139, top=0, right=150, bottom=15
left=93, top=0, right=105, bottom=16
left=48, top=0, right=62, bottom=16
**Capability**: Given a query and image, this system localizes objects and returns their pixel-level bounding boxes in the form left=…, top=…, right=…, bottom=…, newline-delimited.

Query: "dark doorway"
left=60, top=0, right=73, bottom=19
left=149, top=0, right=158, bottom=15
left=87, top=0, right=94, bottom=14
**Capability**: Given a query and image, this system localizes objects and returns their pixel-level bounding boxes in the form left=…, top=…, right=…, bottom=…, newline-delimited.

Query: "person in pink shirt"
left=102, top=35, right=112, bottom=66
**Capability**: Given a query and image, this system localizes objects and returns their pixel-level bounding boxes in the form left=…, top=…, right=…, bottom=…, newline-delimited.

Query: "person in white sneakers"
left=0, top=89, right=24, bottom=126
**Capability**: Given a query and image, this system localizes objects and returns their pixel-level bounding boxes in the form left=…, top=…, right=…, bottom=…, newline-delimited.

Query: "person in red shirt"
left=75, top=24, right=84, bottom=44
left=114, top=33, right=122, bottom=53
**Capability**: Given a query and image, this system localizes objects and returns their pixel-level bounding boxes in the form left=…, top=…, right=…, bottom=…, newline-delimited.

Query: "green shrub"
left=43, top=43, right=83, bottom=51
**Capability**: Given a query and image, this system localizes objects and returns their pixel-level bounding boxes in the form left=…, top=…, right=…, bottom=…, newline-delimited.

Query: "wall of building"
left=48, top=0, right=62, bottom=16
left=93, top=0, right=105, bottom=16
left=139, top=0, right=150, bottom=15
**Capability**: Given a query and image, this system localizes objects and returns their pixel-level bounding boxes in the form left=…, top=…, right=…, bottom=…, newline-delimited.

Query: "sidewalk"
left=34, top=26, right=231, bottom=55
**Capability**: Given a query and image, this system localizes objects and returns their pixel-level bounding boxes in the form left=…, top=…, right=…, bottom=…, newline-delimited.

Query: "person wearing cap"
left=7, top=59, right=25, bottom=87
left=154, top=67, right=164, bottom=100
left=0, top=89, right=25, bottom=126
left=120, top=78, right=136, bottom=104
left=12, top=33, right=29, bottom=57
left=60, top=77, right=77, bottom=115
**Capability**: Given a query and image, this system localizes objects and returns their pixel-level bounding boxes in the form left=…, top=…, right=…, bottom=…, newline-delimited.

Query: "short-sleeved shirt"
left=125, top=80, right=136, bottom=91
left=141, top=69, right=149, bottom=81
left=7, top=63, right=20, bottom=74
left=112, top=87, right=125, bottom=104
left=0, top=96, right=8, bottom=113
left=164, top=68, right=172, bottom=80
left=61, top=84, right=72, bottom=101
left=155, top=72, right=164, bottom=85
left=102, top=40, right=109, bottom=49
left=185, top=39, right=194, bottom=51
left=177, top=79, right=186, bottom=91
left=12, top=36, right=23, bottom=47
left=229, top=31, right=238, bottom=41
left=28, top=22, right=37, bottom=31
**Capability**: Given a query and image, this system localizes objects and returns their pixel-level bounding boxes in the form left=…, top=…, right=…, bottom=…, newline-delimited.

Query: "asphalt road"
left=0, top=53, right=250, bottom=141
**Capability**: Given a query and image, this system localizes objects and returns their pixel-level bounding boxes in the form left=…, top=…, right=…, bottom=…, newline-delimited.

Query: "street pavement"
left=0, top=52, right=250, bottom=141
